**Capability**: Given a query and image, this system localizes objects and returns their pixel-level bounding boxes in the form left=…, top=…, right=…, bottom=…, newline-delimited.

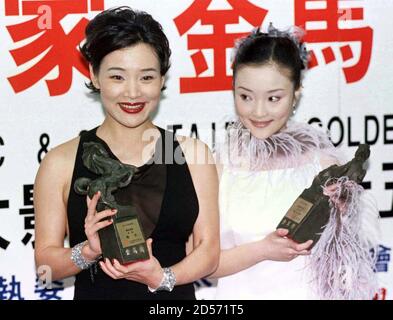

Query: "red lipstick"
left=119, top=102, right=145, bottom=114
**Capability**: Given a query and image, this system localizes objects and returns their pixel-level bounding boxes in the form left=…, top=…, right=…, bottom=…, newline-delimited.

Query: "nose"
left=124, top=79, right=141, bottom=99
left=252, top=100, right=268, bottom=118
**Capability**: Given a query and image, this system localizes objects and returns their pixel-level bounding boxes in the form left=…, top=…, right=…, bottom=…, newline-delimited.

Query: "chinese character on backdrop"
left=0, top=196, right=10, bottom=250
left=5, top=0, right=105, bottom=96
left=174, top=0, right=267, bottom=93
left=371, top=245, right=391, bottom=300
left=380, top=162, right=393, bottom=218
left=0, top=235, right=10, bottom=251
left=35, top=277, right=65, bottom=300
left=374, top=288, right=387, bottom=300
left=19, top=184, right=35, bottom=248
left=0, top=275, right=24, bottom=300
left=194, top=278, right=213, bottom=288
left=295, top=0, right=373, bottom=83
left=374, top=245, right=391, bottom=273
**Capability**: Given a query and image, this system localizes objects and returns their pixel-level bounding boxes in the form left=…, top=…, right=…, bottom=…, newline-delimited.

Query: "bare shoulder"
left=39, top=136, right=80, bottom=172
left=35, top=136, right=80, bottom=200
left=176, top=135, right=218, bottom=192
left=176, top=134, right=208, bottom=152
left=176, top=135, right=215, bottom=166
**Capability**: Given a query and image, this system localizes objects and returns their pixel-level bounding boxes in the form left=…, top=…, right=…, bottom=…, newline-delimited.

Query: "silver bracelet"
left=148, top=267, right=176, bottom=293
left=70, top=241, right=97, bottom=270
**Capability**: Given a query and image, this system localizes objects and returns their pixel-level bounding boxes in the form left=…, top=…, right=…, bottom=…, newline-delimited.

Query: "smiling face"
left=234, top=63, right=301, bottom=139
left=90, top=43, right=165, bottom=130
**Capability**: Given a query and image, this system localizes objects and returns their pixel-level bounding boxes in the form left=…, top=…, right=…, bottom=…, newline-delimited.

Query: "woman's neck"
left=96, top=118, right=160, bottom=166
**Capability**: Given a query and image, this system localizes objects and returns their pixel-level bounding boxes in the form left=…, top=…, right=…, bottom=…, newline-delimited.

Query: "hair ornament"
left=233, top=22, right=309, bottom=69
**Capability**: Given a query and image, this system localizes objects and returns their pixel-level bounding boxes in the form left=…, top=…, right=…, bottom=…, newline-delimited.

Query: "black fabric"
left=67, top=127, right=199, bottom=300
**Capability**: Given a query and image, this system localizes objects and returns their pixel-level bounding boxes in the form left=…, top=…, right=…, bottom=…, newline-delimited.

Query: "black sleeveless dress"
left=67, top=127, right=199, bottom=300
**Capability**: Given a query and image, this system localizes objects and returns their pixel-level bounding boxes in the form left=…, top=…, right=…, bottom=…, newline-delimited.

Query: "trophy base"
left=99, top=214, right=149, bottom=264
left=277, top=196, right=331, bottom=249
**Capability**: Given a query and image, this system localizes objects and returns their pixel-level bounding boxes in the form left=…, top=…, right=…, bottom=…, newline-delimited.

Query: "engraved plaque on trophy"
left=74, top=142, right=149, bottom=264
left=276, top=144, right=370, bottom=248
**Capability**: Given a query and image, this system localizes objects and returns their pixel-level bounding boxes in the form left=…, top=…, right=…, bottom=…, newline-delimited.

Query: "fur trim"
left=309, top=177, right=379, bottom=300
left=216, top=119, right=340, bottom=171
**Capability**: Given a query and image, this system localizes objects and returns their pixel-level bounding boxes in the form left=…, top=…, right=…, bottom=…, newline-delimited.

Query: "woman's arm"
left=34, top=138, right=112, bottom=281
left=209, top=228, right=312, bottom=278
left=34, top=139, right=83, bottom=281
left=170, top=137, right=220, bottom=283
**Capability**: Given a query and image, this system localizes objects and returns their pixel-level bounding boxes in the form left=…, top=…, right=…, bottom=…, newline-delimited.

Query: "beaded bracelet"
left=70, top=241, right=97, bottom=270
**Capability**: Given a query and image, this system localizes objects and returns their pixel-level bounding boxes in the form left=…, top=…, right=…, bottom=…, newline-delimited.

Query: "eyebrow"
left=267, top=89, right=285, bottom=93
left=107, top=67, right=159, bottom=72
left=237, top=86, right=253, bottom=92
left=140, top=68, right=159, bottom=72
left=237, top=86, right=285, bottom=93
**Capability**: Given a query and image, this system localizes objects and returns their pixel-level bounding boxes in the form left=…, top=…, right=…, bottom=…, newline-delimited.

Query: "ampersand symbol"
left=0, top=136, right=4, bottom=167
left=38, top=133, right=50, bottom=164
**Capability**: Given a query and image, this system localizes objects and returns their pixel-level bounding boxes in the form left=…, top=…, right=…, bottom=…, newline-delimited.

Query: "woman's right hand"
left=259, top=228, right=313, bottom=262
left=83, top=191, right=116, bottom=260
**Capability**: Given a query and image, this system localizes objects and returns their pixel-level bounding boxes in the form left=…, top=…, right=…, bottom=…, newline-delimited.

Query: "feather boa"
left=216, top=119, right=341, bottom=171
left=309, top=177, right=379, bottom=299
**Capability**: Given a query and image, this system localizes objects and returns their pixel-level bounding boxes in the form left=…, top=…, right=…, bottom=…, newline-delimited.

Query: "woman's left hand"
left=99, top=238, right=164, bottom=288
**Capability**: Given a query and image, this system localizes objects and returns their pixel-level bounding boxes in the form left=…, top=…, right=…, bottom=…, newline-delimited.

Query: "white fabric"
left=216, top=157, right=322, bottom=300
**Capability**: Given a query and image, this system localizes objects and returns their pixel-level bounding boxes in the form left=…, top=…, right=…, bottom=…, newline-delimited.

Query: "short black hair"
left=232, top=32, right=306, bottom=90
left=80, top=6, right=171, bottom=93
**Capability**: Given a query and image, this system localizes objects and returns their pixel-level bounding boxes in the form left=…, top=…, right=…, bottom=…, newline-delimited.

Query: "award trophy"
left=276, top=144, right=370, bottom=248
left=74, top=142, right=149, bottom=264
